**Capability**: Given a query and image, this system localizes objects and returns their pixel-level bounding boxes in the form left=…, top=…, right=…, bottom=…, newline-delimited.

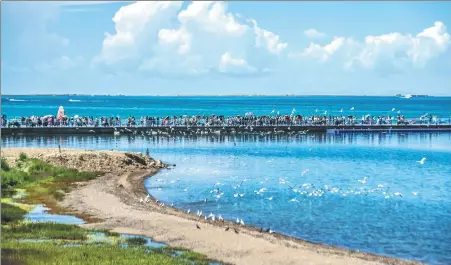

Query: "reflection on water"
left=3, top=132, right=451, bottom=152
left=25, top=205, right=85, bottom=225
left=3, top=133, right=451, bottom=265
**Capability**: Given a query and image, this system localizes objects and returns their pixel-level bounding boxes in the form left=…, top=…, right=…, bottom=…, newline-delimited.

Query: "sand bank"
left=2, top=148, right=422, bottom=265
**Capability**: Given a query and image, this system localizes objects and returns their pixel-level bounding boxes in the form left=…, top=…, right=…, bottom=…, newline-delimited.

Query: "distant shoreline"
left=2, top=94, right=446, bottom=97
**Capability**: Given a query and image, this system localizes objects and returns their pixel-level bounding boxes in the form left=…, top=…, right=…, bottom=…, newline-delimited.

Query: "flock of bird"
left=139, top=154, right=428, bottom=233
left=78, top=126, right=312, bottom=137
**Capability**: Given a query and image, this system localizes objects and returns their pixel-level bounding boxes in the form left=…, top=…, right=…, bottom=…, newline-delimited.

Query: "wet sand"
left=2, top=148, right=423, bottom=265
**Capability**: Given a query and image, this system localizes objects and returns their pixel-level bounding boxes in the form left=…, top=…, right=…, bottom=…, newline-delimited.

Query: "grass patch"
left=1, top=203, right=27, bottom=224
left=1, top=241, right=210, bottom=265
left=1, top=157, right=98, bottom=191
left=178, top=250, right=211, bottom=263
left=3, top=222, right=88, bottom=241
left=1, top=157, right=101, bottom=222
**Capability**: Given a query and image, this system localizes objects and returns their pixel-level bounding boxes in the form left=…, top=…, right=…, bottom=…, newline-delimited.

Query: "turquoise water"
left=3, top=132, right=451, bottom=264
left=2, top=95, right=451, bottom=120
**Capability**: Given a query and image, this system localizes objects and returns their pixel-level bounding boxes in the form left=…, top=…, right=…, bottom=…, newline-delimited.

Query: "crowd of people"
left=1, top=113, right=447, bottom=128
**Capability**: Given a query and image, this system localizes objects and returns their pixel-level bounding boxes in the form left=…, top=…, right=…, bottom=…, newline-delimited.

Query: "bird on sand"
left=234, top=228, right=239, bottom=234
left=196, top=223, right=201, bottom=230
left=225, top=226, right=230, bottom=231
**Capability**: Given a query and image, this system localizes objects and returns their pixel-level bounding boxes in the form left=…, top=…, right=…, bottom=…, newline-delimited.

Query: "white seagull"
left=358, top=177, right=368, bottom=184
left=416, top=157, right=426, bottom=164
left=289, top=198, right=299, bottom=203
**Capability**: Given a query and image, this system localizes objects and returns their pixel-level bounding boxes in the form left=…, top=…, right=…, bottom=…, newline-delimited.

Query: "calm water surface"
left=3, top=132, right=451, bottom=265
left=2, top=95, right=451, bottom=119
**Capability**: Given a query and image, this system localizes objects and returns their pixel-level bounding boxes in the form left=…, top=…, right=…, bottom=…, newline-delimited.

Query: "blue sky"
left=2, top=1, right=451, bottom=95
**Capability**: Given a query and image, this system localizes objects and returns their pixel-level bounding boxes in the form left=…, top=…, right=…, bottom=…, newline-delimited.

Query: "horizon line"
left=1, top=94, right=445, bottom=97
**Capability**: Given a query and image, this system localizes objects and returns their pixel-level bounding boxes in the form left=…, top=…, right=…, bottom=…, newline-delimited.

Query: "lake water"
left=3, top=132, right=451, bottom=265
left=2, top=95, right=451, bottom=120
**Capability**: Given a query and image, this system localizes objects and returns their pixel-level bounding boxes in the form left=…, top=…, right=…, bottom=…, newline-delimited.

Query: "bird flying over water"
left=350, top=107, right=355, bottom=111
left=301, top=169, right=310, bottom=176
left=358, top=177, right=367, bottom=184
left=416, top=157, right=426, bottom=164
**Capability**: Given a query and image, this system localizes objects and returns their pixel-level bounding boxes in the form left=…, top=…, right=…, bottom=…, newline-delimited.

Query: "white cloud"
left=290, top=37, right=351, bottom=62
left=94, top=1, right=287, bottom=76
left=291, top=21, right=450, bottom=71
left=251, top=19, right=288, bottom=54
left=218, top=52, right=256, bottom=74
left=304, top=28, right=326, bottom=39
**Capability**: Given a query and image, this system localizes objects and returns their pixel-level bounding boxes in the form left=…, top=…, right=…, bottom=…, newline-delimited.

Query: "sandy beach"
left=2, top=148, right=423, bottom=265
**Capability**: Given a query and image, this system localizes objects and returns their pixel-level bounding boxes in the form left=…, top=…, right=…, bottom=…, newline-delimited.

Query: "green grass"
left=125, top=237, right=147, bottom=246
left=1, top=155, right=97, bottom=191
left=1, top=156, right=100, bottom=222
left=1, top=203, right=27, bottom=224
left=3, top=222, right=88, bottom=241
left=1, top=242, right=202, bottom=265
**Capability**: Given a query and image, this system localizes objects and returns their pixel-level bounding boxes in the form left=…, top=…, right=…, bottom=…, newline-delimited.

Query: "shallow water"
left=120, top=234, right=167, bottom=248
left=3, top=133, right=451, bottom=265
left=25, top=205, right=85, bottom=225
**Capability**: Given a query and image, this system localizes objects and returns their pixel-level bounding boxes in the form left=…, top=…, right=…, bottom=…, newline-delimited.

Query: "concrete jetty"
left=2, top=124, right=451, bottom=136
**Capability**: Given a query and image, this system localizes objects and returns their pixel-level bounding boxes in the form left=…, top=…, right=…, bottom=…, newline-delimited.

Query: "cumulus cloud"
left=251, top=19, right=288, bottom=54
left=304, top=28, right=326, bottom=39
left=93, top=1, right=287, bottom=76
left=218, top=52, right=256, bottom=74
left=291, top=21, right=450, bottom=71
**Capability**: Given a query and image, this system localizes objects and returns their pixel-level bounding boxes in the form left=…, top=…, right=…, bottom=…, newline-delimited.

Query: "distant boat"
left=403, top=94, right=412, bottom=99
